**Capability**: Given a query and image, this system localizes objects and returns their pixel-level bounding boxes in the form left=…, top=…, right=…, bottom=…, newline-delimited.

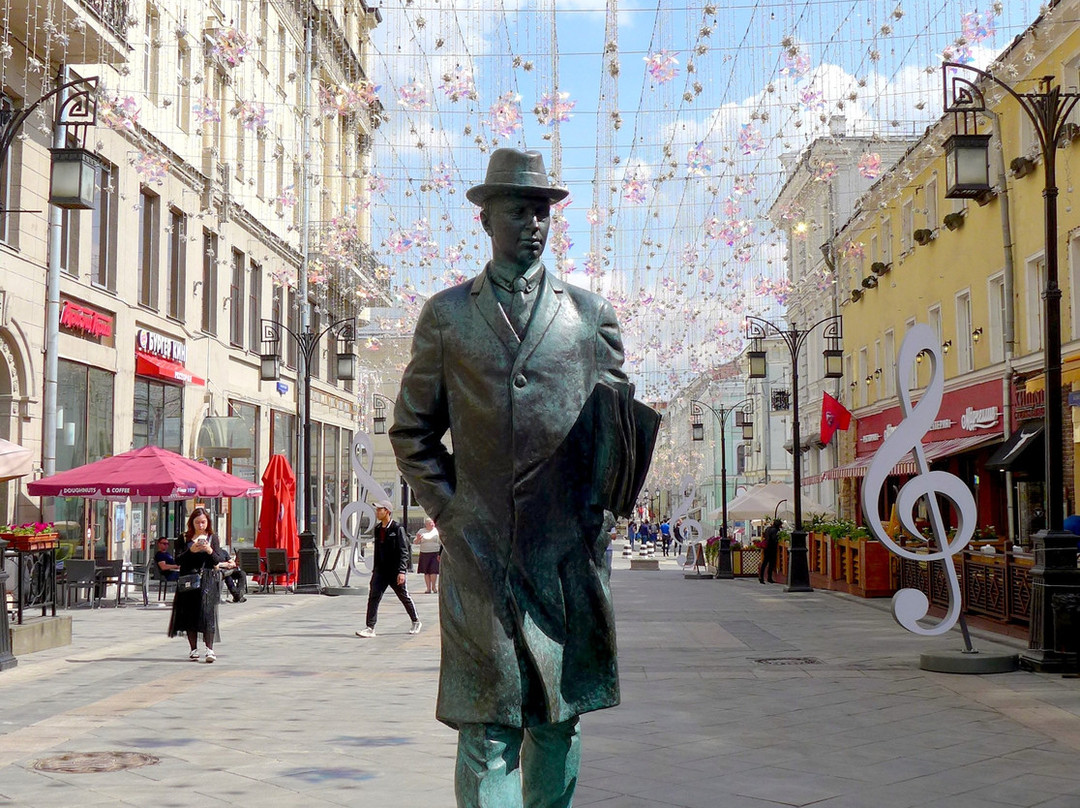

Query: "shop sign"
left=60, top=300, right=113, bottom=339
left=1013, top=388, right=1045, bottom=423
left=136, top=329, right=187, bottom=363
left=960, top=405, right=999, bottom=431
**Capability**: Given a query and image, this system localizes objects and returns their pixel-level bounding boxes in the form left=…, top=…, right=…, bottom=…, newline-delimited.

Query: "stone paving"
left=1, top=551, right=1079, bottom=807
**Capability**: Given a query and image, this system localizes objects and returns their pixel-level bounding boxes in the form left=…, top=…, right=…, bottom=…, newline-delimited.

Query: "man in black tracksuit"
left=355, top=498, right=421, bottom=637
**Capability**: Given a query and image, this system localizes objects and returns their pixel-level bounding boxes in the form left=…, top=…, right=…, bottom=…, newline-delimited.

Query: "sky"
left=360, top=0, right=1047, bottom=400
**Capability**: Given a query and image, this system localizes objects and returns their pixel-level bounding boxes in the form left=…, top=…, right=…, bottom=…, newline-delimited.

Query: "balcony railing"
left=79, top=0, right=129, bottom=43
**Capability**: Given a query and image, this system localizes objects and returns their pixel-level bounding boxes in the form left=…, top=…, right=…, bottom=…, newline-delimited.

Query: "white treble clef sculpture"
left=339, top=431, right=383, bottom=585
left=862, top=324, right=976, bottom=645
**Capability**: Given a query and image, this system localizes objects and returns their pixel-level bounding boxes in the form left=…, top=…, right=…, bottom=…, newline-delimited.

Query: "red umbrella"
left=27, top=445, right=262, bottom=501
left=255, top=454, right=298, bottom=585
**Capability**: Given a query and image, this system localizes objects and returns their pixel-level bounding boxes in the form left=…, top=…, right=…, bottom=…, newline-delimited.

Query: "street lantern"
left=943, top=133, right=992, bottom=199
left=49, top=147, right=100, bottom=209
left=741, top=419, right=754, bottom=441
left=373, top=414, right=386, bottom=435
left=824, top=347, right=844, bottom=379
left=259, top=352, right=280, bottom=382
left=336, top=349, right=356, bottom=381
left=748, top=347, right=767, bottom=379
left=691, top=421, right=704, bottom=441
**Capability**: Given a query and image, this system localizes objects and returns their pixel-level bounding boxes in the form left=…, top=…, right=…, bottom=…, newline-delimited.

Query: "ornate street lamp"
left=744, top=315, right=843, bottom=592
left=691, top=397, right=753, bottom=579
left=942, top=62, right=1080, bottom=671
left=260, top=316, right=356, bottom=592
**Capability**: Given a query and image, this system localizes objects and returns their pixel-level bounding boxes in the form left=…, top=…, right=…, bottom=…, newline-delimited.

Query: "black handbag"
left=176, top=572, right=202, bottom=592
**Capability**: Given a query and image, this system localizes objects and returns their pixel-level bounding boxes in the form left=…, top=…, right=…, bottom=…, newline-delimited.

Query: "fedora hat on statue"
left=466, top=148, right=569, bottom=205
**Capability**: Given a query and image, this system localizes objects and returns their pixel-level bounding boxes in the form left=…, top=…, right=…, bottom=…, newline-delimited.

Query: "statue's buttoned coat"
left=390, top=268, right=626, bottom=729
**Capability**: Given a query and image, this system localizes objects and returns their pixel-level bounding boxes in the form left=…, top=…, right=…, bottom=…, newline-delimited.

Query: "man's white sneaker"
left=205, top=649, right=216, bottom=663
left=355, top=626, right=376, bottom=638
left=410, top=621, right=422, bottom=635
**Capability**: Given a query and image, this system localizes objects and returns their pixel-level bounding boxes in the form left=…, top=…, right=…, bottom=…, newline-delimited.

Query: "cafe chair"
left=62, top=560, right=97, bottom=608
left=94, top=559, right=124, bottom=607
left=263, top=547, right=296, bottom=593
left=235, top=548, right=266, bottom=593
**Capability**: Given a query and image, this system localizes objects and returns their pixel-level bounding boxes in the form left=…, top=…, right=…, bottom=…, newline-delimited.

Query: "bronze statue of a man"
left=391, top=148, right=650, bottom=807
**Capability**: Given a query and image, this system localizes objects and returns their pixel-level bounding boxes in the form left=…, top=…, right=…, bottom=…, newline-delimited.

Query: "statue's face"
left=481, top=194, right=550, bottom=270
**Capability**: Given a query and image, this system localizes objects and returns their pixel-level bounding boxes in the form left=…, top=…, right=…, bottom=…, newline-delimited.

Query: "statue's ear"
left=479, top=207, right=492, bottom=236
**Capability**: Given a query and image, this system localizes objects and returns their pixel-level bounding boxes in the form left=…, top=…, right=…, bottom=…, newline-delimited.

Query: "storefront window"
left=54, top=360, right=116, bottom=560
left=228, top=400, right=259, bottom=547
left=340, top=428, right=353, bottom=545
left=271, top=409, right=296, bottom=468
left=133, top=378, right=183, bottom=452
left=322, top=425, right=338, bottom=545
left=308, top=421, right=321, bottom=538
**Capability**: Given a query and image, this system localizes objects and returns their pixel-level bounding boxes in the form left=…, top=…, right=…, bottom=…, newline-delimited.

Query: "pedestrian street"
left=1, top=553, right=1078, bottom=807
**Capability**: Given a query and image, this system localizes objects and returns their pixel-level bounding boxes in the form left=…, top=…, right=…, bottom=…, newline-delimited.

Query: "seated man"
left=153, top=537, right=180, bottom=581
left=210, top=537, right=248, bottom=603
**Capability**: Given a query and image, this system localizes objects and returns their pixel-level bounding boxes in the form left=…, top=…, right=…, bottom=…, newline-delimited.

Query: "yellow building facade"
left=830, top=0, right=1080, bottom=541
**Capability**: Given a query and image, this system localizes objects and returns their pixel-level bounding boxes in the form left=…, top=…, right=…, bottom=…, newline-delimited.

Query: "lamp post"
left=260, top=316, right=356, bottom=592
left=745, top=315, right=844, bottom=592
left=690, top=398, right=753, bottom=578
left=941, top=63, right=1080, bottom=671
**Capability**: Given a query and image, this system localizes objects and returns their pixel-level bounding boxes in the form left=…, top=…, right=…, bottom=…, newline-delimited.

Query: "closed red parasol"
left=27, top=445, right=262, bottom=501
left=255, top=454, right=299, bottom=585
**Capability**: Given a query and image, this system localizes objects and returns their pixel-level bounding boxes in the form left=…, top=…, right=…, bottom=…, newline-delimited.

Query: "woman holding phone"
left=167, top=507, right=226, bottom=662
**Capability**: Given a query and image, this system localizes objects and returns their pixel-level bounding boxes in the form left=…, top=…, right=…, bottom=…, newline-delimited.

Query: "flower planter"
left=822, top=535, right=896, bottom=597
left=1, top=532, right=59, bottom=552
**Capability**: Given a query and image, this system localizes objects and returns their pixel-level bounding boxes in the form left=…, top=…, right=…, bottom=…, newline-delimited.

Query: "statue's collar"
left=484, top=260, right=544, bottom=295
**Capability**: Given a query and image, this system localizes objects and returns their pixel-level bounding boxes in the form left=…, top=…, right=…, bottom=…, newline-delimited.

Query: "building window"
left=925, top=177, right=939, bottom=231
left=166, top=208, right=186, bottom=320
left=1026, top=254, right=1046, bottom=352
left=177, top=42, right=191, bottom=132
left=928, top=305, right=942, bottom=347
left=227, top=399, right=260, bottom=547
left=91, top=160, right=118, bottom=291
left=988, top=273, right=1006, bottom=363
left=59, top=207, right=80, bottom=276
left=230, top=248, right=245, bottom=347
left=873, top=340, right=882, bottom=400
left=310, top=308, right=321, bottom=379
left=248, top=260, right=262, bottom=350
left=286, top=288, right=298, bottom=369
left=884, top=329, right=896, bottom=398
left=277, top=25, right=287, bottom=89
left=859, top=347, right=869, bottom=408
left=258, top=0, right=269, bottom=66
left=881, top=217, right=893, bottom=264
left=901, top=199, right=914, bottom=252
left=905, top=317, right=918, bottom=389
left=956, top=290, right=973, bottom=374
left=0, top=91, right=19, bottom=247
left=271, top=409, right=296, bottom=469
left=256, top=138, right=267, bottom=199
left=133, top=377, right=183, bottom=452
left=322, top=425, right=339, bottom=545
left=138, top=188, right=160, bottom=309
left=771, top=389, right=790, bottom=411
left=143, top=2, right=160, bottom=102
left=202, top=229, right=218, bottom=334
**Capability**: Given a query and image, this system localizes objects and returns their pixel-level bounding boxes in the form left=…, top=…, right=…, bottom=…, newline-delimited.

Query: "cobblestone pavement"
left=1, top=552, right=1078, bottom=807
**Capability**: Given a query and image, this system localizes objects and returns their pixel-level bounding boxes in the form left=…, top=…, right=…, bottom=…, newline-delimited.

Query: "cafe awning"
left=135, top=351, right=205, bottom=386
left=1024, top=351, right=1080, bottom=393
left=984, top=422, right=1044, bottom=472
left=822, top=433, right=1001, bottom=480
left=0, top=438, right=33, bottom=482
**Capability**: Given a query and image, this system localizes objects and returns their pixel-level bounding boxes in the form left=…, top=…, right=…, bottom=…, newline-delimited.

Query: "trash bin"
left=716, top=537, right=734, bottom=579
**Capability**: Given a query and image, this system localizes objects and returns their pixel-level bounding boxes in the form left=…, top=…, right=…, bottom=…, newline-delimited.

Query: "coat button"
left=514, top=374, right=527, bottom=388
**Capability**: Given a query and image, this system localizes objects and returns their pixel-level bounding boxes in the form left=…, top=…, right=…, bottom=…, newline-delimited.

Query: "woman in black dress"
left=167, top=507, right=224, bottom=662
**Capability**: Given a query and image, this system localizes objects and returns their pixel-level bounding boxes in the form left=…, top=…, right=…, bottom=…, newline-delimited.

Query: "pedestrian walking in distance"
left=759, top=518, right=782, bottom=584
left=355, top=499, right=421, bottom=638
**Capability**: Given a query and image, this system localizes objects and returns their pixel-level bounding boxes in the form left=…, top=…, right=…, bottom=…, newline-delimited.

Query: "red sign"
left=60, top=301, right=113, bottom=339
left=855, top=377, right=1003, bottom=456
left=1012, top=387, right=1044, bottom=425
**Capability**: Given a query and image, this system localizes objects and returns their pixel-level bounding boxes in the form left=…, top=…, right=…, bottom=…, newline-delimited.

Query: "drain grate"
left=753, top=656, right=822, bottom=666
left=33, top=751, right=159, bottom=774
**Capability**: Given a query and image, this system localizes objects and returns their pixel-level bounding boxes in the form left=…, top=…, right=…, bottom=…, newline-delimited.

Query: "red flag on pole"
left=820, top=391, right=853, bottom=445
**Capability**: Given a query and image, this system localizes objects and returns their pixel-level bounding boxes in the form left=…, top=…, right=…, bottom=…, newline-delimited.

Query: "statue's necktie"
left=508, top=275, right=529, bottom=337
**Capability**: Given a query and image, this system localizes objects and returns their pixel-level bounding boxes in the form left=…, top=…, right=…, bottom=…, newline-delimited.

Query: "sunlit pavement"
left=1, top=552, right=1078, bottom=807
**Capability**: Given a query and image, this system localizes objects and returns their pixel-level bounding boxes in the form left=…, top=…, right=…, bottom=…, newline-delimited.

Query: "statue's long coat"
left=390, top=268, right=626, bottom=729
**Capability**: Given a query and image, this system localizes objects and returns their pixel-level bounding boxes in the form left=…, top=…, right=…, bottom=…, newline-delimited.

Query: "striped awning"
left=821, top=433, right=1001, bottom=480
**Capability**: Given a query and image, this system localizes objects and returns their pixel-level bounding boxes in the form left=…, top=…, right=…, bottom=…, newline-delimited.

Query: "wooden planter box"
left=1, top=532, right=59, bottom=552
left=825, top=536, right=896, bottom=598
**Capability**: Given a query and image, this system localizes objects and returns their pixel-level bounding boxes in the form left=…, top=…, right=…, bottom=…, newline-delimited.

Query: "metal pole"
left=42, top=67, right=68, bottom=482
left=786, top=329, right=812, bottom=591
left=0, top=539, right=17, bottom=670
